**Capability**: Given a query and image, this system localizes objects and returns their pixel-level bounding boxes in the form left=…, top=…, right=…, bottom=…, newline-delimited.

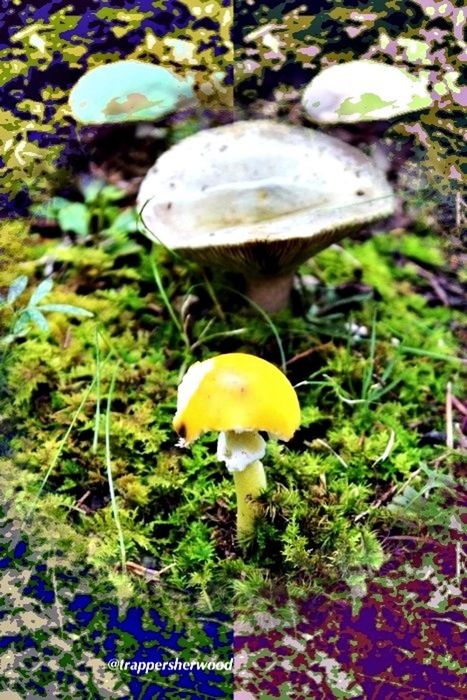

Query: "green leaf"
left=30, top=197, right=72, bottom=219
left=100, top=185, right=127, bottom=202
left=102, top=205, right=121, bottom=224
left=27, top=308, right=49, bottom=332
left=7, top=276, right=28, bottom=304
left=57, top=203, right=90, bottom=236
left=38, top=303, right=94, bottom=317
left=106, top=208, right=139, bottom=234
left=29, top=278, right=54, bottom=306
left=80, top=177, right=106, bottom=204
left=13, top=309, right=33, bottom=334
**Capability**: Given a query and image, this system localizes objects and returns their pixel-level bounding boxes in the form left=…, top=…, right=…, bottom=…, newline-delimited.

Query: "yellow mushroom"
left=173, top=353, right=301, bottom=537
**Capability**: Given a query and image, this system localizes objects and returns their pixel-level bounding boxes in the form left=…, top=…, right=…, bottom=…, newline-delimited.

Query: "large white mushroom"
left=137, top=120, right=395, bottom=312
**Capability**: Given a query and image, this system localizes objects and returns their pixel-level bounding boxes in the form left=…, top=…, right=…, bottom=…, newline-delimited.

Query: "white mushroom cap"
left=138, top=120, right=395, bottom=311
left=302, top=60, right=432, bottom=125
left=137, top=120, right=394, bottom=276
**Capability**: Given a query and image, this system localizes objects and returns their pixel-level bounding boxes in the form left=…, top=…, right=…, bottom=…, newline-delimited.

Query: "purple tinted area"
left=235, top=513, right=466, bottom=698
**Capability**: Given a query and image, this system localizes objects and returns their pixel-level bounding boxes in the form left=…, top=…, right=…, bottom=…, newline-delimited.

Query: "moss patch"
left=0, top=186, right=464, bottom=616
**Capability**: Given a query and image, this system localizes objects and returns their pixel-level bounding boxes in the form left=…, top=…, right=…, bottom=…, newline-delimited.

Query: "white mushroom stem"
left=245, top=272, right=295, bottom=314
left=217, top=430, right=267, bottom=536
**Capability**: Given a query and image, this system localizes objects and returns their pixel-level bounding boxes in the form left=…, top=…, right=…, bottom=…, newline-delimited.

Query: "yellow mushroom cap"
left=173, top=353, right=301, bottom=445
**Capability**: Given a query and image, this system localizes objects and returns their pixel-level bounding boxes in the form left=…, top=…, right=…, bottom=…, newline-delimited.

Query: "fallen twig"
left=76, top=490, right=91, bottom=509
left=413, top=264, right=449, bottom=306
left=451, top=394, right=467, bottom=416
left=286, top=343, right=332, bottom=366
left=354, top=483, right=398, bottom=523
left=126, top=561, right=175, bottom=580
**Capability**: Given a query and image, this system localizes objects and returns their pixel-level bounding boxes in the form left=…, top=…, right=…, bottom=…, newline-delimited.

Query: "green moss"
left=0, top=220, right=34, bottom=287
left=1, top=199, right=463, bottom=616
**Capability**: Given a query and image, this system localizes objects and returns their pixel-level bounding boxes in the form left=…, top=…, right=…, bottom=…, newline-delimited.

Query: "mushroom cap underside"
left=178, top=217, right=386, bottom=278
left=138, top=120, right=395, bottom=256
left=173, top=353, right=301, bottom=445
left=175, top=224, right=358, bottom=276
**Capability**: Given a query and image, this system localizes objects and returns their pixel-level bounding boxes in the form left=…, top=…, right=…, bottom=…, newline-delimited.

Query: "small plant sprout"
left=173, top=353, right=301, bottom=538
left=138, top=120, right=394, bottom=313
left=302, top=60, right=432, bottom=124
left=31, top=176, right=129, bottom=239
left=0, top=276, right=93, bottom=346
left=69, top=59, right=195, bottom=125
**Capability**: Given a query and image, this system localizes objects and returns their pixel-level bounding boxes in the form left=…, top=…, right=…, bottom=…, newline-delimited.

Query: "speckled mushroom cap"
left=302, top=60, right=432, bottom=125
left=137, top=119, right=395, bottom=277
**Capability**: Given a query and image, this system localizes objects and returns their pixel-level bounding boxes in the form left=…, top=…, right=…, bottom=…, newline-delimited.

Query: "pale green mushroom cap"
left=69, top=60, right=195, bottom=124
left=302, top=60, right=432, bottom=124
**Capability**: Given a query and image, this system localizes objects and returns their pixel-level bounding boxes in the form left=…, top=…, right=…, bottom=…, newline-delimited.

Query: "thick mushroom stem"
left=245, top=272, right=295, bottom=314
left=233, top=461, right=267, bottom=535
left=217, top=430, right=267, bottom=537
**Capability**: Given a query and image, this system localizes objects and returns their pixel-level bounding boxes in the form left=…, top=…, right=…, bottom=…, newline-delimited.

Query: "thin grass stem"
left=220, top=285, right=287, bottom=372
left=361, top=309, right=377, bottom=402
left=105, top=362, right=126, bottom=569
left=150, top=253, right=189, bottom=348
left=92, top=328, right=101, bottom=453
left=24, top=378, right=96, bottom=522
left=190, top=328, right=246, bottom=351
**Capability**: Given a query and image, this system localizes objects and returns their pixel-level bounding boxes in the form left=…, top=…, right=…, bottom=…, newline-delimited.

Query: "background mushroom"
left=173, top=353, right=301, bottom=538
left=301, top=60, right=432, bottom=125
left=137, top=119, right=395, bottom=312
left=69, top=59, right=195, bottom=125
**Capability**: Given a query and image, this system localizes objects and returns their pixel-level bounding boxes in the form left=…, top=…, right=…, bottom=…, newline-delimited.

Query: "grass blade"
left=150, top=252, right=189, bottom=348
left=25, top=377, right=96, bottom=522
left=399, top=345, right=462, bottom=363
left=361, top=310, right=377, bottom=402
left=221, top=285, right=287, bottom=372
left=105, top=363, right=126, bottom=569
left=92, top=329, right=101, bottom=453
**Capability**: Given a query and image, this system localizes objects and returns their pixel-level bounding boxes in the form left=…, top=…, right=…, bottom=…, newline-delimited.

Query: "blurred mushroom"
left=302, top=60, right=432, bottom=125
left=69, top=60, right=195, bottom=125
left=173, top=353, right=301, bottom=537
left=137, top=119, right=395, bottom=312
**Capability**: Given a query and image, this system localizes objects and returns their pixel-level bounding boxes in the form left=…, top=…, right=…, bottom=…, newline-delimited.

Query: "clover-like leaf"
left=7, top=276, right=28, bottom=304
left=0, top=334, right=16, bottom=346
left=38, top=304, right=94, bottom=318
left=28, top=278, right=54, bottom=306
left=13, top=310, right=33, bottom=335
left=27, top=308, right=49, bottom=332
